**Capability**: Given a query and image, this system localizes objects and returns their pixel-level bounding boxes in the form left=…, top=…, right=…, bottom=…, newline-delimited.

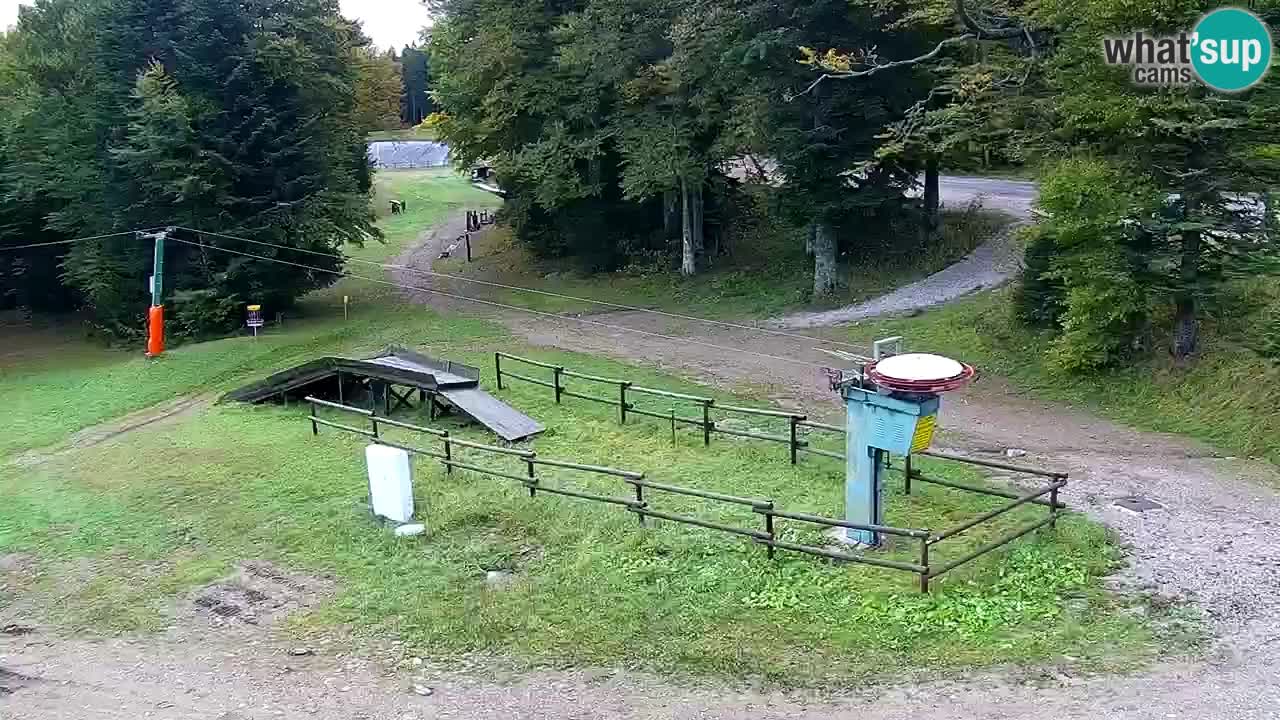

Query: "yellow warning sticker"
left=910, top=415, right=937, bottom=453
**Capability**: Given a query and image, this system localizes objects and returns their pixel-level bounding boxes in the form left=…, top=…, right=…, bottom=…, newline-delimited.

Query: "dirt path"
left=772, top=175, right=1037, bottom=329
left=8, top=208, right=1280, bottom=718
left=771, top=223, right=1025, bottom=328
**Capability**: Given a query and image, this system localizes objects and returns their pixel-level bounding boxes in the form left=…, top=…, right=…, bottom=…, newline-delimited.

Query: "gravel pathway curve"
left=772, top=223, right=1025, bottom=328
left=772, top=175, right=1038, bottom=329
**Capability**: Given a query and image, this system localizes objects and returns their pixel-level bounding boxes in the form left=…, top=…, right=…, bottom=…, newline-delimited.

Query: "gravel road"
left=8, top=194, right=1280, bottom=719
left=773, top=175, right=1037, bottom=329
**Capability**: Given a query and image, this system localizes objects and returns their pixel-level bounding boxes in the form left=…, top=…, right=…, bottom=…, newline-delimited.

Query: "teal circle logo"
left=1191, top=7, right=1273, bottom=92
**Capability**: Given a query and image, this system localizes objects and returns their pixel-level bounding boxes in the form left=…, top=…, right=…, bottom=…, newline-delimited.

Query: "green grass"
left=0, top=171, right=1167, bottom=686
left=435, top=206, right=1008, bottom=319
left=0, top=170, right=500, bottom=457
left=0, top=351, right=1157, bottom=682
left=850, top=287, right=1280, bottom=469
left=370, top=168, right=501, bottom=258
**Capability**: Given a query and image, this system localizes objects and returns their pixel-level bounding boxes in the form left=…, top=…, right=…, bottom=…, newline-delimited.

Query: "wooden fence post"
left=789, top=416, right=799, bottom=465
left=443, top=431, right=453, bottom=475
left=919, top=537, right=930, bottom=593
left=764, top=503, right=776, bottom=559
left=702, top=401, right=712, bottom=447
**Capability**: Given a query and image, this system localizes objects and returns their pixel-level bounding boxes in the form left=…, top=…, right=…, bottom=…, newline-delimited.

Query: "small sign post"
left=246, top=304, right=265, bottom=338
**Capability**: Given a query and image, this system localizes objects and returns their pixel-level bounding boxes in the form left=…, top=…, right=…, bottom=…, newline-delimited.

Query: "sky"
left=1, top=1, right=432, bottom=50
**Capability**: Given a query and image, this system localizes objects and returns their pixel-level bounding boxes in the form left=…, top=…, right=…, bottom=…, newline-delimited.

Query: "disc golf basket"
left=247, top=304, right=265, bottom=338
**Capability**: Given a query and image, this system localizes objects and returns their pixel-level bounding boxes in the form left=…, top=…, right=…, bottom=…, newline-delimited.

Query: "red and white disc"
left=866, top=353, right=975, bottom=394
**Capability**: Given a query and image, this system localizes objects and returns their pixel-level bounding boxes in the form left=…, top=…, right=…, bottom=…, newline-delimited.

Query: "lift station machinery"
left=828, top=338, right=976, bottom=546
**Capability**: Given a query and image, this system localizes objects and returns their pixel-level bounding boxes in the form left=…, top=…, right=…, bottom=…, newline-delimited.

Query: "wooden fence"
left=495, top=352, right=843, bottom=464
left=307, top=393, right=1067, bottom=593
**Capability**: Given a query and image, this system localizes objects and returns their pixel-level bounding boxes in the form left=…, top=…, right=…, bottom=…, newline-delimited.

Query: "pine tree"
left=6, top=0, right=378, bottom=338
left=400, top=46, right=432, bottom=126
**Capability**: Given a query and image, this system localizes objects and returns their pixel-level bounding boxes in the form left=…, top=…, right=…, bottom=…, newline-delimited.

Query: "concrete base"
left=825, top=526, right=889, bottom=551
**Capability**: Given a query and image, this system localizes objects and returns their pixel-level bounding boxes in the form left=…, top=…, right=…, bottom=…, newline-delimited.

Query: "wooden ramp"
left=223, top=346, right=543, bottom=442
left=438, top=387, right=543, bottom=443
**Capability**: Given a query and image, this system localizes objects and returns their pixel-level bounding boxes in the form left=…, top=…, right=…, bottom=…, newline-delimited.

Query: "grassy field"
left=0, top=170, right=497, bottom=457
left=0, top=170, right=1169, bottom=685
left=435, top=203, right=1007, bottom=318
left=0, top=342, right=1158, bottom=682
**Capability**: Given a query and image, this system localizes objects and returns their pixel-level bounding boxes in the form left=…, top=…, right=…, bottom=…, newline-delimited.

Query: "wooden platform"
left=223, top=346, right=543, bottom=442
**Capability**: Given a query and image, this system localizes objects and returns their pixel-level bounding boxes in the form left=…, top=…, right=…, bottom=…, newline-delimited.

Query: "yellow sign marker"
left=910, top=414, right=937, bottom=454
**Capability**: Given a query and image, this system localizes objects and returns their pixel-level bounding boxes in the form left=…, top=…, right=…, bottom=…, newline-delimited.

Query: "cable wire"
left=173, top=225, right=874, bottom=356
left=0, top=228, right=164, bottom=252
left=166, top=235, right=836, bottom=371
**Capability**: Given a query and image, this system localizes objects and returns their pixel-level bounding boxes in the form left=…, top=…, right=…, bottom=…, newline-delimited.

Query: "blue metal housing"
left=841, top=387, right=941, bottom=545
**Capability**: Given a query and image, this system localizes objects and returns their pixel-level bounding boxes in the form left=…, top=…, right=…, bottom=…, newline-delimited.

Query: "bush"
left=1030, top=158, right=1157, bottom=372
left=1015, top=226, right=1064, bottom=327
left=169, top=289, right=243, bottom=341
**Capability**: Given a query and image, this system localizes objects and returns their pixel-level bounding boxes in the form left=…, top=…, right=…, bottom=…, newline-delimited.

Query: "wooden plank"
left=439, top=386, right=545, bottom=442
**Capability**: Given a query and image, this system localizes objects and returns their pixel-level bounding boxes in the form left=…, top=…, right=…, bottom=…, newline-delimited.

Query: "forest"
left=2, top=0, right=1280, bottom=374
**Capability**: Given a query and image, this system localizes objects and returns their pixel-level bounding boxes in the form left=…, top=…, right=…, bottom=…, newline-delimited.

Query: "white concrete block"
left=366, top=444, right=414, bottom=524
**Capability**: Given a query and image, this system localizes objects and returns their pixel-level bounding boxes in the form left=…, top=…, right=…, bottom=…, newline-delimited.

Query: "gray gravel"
left=772, top=175, right=1037, bottom=329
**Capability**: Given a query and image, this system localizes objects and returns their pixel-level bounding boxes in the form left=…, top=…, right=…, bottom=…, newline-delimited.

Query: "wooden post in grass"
left=702, top=401, right=712, bottom=446
left=789, top=416, right=799, bottom=465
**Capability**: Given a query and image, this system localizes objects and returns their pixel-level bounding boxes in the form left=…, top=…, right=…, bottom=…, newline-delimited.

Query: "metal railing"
left=495, top=352, right=829, bottom=463
left=306, top=389, right=1067, bottom=593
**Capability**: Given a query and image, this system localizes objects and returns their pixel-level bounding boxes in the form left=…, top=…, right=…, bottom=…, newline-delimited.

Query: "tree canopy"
left=428, top=0, right=951, bottom=289
left=0, top=0, right=379, bottom=338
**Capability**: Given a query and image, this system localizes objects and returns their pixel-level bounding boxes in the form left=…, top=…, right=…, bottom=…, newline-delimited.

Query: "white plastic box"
left=365, top=444, right=414, bottom=523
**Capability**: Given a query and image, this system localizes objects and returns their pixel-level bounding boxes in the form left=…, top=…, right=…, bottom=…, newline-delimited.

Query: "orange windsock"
left=147, top=305, right=165, bottom=357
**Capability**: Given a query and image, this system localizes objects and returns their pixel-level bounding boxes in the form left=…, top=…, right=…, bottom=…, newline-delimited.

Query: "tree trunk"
left=1172, top=183, right=1203, bottom=358
left=692, top=182, right=704, bottom=267
left=805, top=223, right=816, bottom=256
left=681, top=178, right=702, bottom=276
left=812, top=221, right=837, bottom=297
left=1173, top=224, right=1201, bottom=358
left=924, top=156, right=941, bottom=236
left=663, top=189, right=679, bottom=243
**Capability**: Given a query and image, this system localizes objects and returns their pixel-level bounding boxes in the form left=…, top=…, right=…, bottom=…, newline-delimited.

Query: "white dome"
left=874, top=353, right=965, bottom=382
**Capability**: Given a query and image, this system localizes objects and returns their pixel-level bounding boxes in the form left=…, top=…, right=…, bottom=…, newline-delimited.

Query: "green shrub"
left=169, top=289, right=243, bottom=341
left=1030, top=158, right=1157, bottom=371
left=1014, top=226, right=1064, bottom=327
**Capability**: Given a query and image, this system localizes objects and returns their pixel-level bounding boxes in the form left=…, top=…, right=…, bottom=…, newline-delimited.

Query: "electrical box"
left=366, top=444, right=414, bottom=524
left=844, top=388, right=940, bottom=456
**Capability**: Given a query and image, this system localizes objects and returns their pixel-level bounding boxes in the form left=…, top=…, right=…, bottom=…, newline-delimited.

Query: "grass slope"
left=0, top=170, right=1165, bottom=685
left=0, top=170, right=498, bottom=457
left=2, top=352, right=1154, bottom=682
left=852, top=287, right=1280, bottom=468
left=434, top=205, right=1007, bottom=319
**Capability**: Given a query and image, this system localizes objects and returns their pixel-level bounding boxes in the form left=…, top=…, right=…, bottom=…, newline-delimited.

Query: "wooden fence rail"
left=305, top=386, right=1067, bottom=594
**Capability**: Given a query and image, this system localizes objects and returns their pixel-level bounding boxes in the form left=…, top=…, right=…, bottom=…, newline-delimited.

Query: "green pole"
left=151, top=230, right=166, bottom=306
